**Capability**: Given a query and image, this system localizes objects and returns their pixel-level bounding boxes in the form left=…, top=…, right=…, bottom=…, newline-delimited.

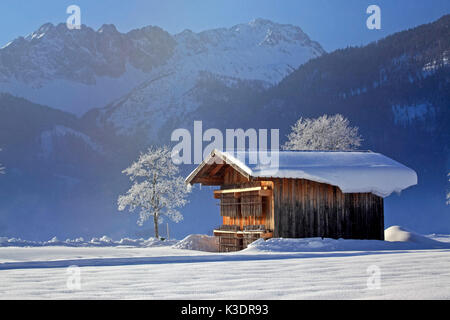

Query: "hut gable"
left=185, top=152, right=250, bottom=186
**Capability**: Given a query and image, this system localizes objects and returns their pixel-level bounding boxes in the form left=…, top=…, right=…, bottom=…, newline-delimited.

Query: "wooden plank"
left=194, top=177, right=223, bottom=185
left=273, top=179, right=281, bottom=237
left=300, top=179, right=306, bottom=238
left=291, top=179, right=296, bottom=238
left=268, top=181, right=274, bottom=231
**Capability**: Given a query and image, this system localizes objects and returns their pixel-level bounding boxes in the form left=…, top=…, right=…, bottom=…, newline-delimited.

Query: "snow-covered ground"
left=0, top=228, right=449, bottom=299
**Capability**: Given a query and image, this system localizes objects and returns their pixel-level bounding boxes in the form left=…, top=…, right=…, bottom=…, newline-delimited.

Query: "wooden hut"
left=186, top=149, right=417, bottom=252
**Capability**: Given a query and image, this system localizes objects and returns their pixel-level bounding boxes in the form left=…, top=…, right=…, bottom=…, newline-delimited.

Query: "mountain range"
left=0, top=18, right=323, bottom=116
left=0, top=16, right=448, bottom=240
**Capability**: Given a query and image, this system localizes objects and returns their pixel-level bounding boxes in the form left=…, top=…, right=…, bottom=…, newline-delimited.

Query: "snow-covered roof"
left=186, top=149, right=418, bottom=198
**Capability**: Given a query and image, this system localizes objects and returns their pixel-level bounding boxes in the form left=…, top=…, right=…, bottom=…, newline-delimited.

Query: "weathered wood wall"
left=271, top=178, right=384, bottom=240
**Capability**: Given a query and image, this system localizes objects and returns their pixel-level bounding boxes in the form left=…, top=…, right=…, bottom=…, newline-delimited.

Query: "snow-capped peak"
left=174, top=18, right=323, bottom=53
left=249, top=17, right=275, bottom=26
left=0, top=18, right=324, bottom=117
left=97, top=19, right=325, bottom=136
left=171, top=18, right=324, bottom=83
left=26, top=22, right=54, bottom=41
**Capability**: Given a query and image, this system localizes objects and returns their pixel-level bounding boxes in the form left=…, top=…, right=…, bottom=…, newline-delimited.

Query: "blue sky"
left=0, top=0, right=449, bottom=51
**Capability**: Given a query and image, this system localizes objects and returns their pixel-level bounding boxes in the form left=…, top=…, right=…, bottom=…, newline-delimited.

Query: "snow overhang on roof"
left=185, top=149, right=418, bottom=198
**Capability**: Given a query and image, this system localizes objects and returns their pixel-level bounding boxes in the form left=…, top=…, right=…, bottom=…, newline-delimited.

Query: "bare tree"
left=283, top=114, right=362, bottom=151
left=118, top=146, right=190, bottom=238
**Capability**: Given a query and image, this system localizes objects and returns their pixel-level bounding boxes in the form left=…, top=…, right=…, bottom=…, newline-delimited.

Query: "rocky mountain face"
left=0, top=19, right=323, bottom=116
left=0, top=23, right=176, bottom=115
left=0, top=16, right=448, bottom=240
left=90, top=18, right=324, bottom=137
left=0, top=23, right=174, bottom=83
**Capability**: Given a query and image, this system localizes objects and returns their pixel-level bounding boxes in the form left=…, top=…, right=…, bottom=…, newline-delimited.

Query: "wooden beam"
left=259, top=189, right=272, bottom=197
left=214, top=186, right=273, bottom=198
left=209, top=163, right=225, bottom=177
left=214, top=186, right=262, bottom=195
left=194, top=177, right=224, bottom=185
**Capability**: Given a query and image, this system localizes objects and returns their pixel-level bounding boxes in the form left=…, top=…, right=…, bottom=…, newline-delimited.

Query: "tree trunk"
left=153, top=212, right=159, bottom=239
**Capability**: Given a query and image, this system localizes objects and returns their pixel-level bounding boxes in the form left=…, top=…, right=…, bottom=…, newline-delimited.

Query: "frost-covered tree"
left=283, top=114, right=362, bottom=151
left=118, top=146, right=191, bottom=238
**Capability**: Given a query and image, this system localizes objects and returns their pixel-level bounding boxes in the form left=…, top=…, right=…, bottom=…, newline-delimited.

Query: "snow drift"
left=172, top=234, right=218, bottom=252
left=245, top=226, right=450, bottom=252
left=384, top=225, right=443, bottom=245
left=0, top=236, right=177, bottom=248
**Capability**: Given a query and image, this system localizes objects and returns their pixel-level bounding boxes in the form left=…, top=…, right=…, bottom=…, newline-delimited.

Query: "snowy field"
left=0, top=228, right=449, bottom=299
